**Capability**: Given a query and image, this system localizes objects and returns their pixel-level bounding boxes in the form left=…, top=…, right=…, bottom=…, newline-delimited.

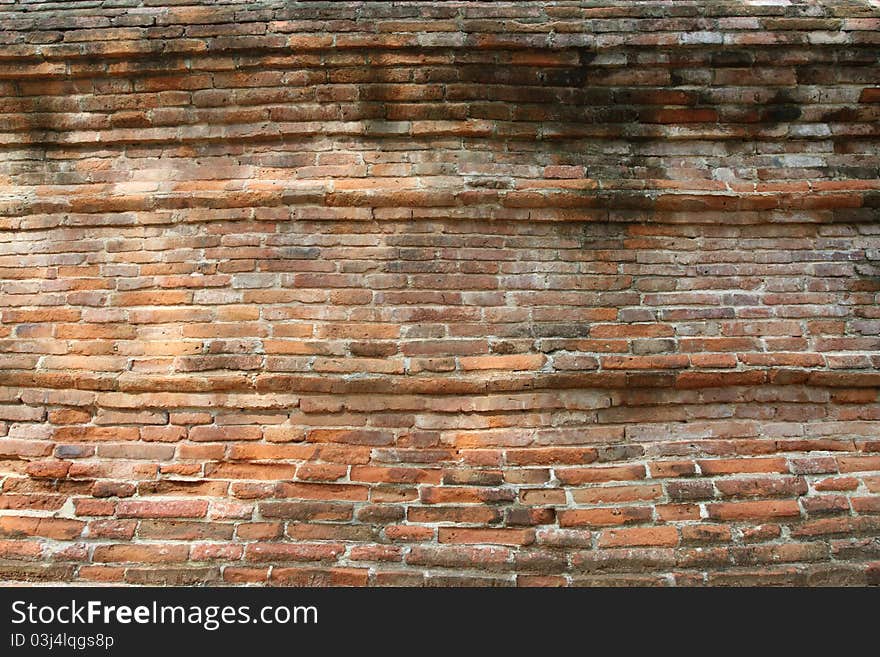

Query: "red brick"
left=572, top=484, right=662, bottom=504
left=245, top=543, right=345, bottom=562
left=698, top=458, right=789, bottom=475
left=838, top=456, right=880, bottom=473
left=438, top=528, right=535, bottom=546
left=93, top=544, right=189, bottom=563
left=707, top=500, right=802, bottom=521
left=556, top=465, right=647, bottom=485
left=599, top=526, right=679, bottom=548
left=270, top=567, right=369, bottom=586
left=117, top=500, right=208, bottom=519
left=558, top=507, right=653, bottom=527
left=0, top=517, right=84, bottom=540
left=681, top=524, right=732, bottom=544
left=459, top=354, right=546, bottom=371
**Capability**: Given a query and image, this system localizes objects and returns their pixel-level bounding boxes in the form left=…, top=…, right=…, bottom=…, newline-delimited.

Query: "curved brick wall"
left=1, top=1, right=879, bottom=586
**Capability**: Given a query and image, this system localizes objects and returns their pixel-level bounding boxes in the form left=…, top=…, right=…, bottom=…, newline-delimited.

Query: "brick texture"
left=0, top=0, right=879, bottom=586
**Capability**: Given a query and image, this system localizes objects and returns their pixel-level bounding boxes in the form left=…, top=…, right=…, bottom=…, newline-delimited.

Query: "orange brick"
left=599, top=526, right=679, bottom=548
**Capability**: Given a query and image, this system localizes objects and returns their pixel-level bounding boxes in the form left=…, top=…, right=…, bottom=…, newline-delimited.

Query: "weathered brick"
left=117, top=500, right=208, bottom=519
left=707, top=500, right=802, bottom=521
left=599, top=526, right=679, bottom=548
left=558, top=507, right=653, bottom=528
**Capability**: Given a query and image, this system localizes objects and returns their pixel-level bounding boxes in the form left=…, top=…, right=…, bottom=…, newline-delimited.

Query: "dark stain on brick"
left=538, top=47, right=597, bottom=87
left=760, top=90, right=802, bottom=123
left=710, top=51, right=753, bottom=68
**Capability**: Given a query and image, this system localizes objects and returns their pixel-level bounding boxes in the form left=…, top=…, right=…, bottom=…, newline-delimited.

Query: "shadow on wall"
left=6, top=42, right=853, bottom=190
left=1, top=80, right=52, bottom=217
left=334, top=44, right=824, bottom=186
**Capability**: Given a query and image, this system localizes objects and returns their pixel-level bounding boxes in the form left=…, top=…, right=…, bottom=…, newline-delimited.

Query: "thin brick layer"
left=0, top=1, right=879, bottom=586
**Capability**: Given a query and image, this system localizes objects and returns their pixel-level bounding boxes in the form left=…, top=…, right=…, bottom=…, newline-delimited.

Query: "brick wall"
left=1, top=1, right=879, bottom=586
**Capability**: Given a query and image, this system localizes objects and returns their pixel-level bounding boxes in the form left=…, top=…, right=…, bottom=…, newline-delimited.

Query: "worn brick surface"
left=0, top=0, right=879, bottom=586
